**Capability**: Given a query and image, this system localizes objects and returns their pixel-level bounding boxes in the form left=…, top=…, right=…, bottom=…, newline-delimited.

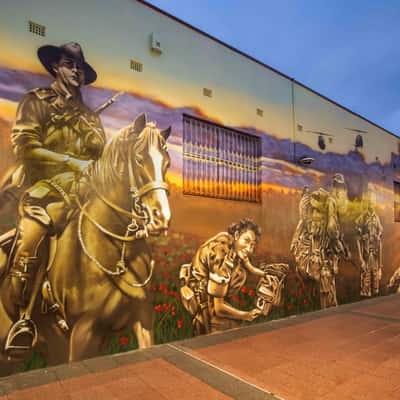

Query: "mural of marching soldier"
left=355, top=187, right=383, bottom=297
left=179, top=218, right=289, bottom=334
left=388, top=267, right=400, bottom=294
left=291, top=174, right=350, bottom=309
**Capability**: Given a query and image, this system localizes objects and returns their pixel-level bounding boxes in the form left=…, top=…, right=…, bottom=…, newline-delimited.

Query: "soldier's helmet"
left=332, top=173, right=346, bottom=187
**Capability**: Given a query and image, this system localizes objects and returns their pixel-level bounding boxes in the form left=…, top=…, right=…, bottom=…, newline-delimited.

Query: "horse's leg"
left=133, top=300, right=154, bottom=349
left=69, top=315, right=104, bottom=362
left=38, top=317, right=69, bottom=366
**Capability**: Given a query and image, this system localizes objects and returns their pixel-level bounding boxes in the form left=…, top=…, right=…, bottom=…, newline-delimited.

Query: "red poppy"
left=240, top=300, right=245, bottom=306
left=119, top=335, right=129, bottom=347
left=232, top=294, right=240, bottom=302
left=303, top=298, right=308, bottom=305
left=154, top=304, right=162, bottom=313
left=241, top=286, right=248, bottom=294
left=248, top=289, right=255, bottom=297
left=298, top=288, right=303, bottom=296
left=287, top=304, right=293, bottom=312
left=159, top=284, right=166, bottom=291
left=171, top=311, right=176, bottom=317
left=177, top=320, right=183, bottom=329
left=163, top=303, right=170, bottom=311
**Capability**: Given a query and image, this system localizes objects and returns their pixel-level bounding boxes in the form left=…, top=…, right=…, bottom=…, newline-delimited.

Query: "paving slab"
left=0, top=294, right=398, bottom=399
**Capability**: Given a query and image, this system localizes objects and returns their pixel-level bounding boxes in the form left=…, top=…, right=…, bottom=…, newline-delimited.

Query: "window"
left=395, top=181, right=400, bottom=222
left=183, top=115, right=261, bottom=202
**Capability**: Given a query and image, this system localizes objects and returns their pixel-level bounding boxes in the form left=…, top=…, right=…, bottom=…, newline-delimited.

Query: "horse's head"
left=126, top=113, right=171, bottom=235
left=91, top=113, right=171, bottom=236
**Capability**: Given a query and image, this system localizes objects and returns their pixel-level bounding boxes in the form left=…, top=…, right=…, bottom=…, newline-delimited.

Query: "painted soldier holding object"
left=180, top=218, right=288, bottom=334
left=291, top=174, right=350, bottom=309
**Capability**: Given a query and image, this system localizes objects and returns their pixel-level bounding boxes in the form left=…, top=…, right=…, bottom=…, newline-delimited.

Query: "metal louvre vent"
left=28, top=21, right=46, bottom=36
left=130, top=59, right=143, bottom=72
left=183, top=115, right=261, bottom=202
left=203, top=88, right=213, bottom=98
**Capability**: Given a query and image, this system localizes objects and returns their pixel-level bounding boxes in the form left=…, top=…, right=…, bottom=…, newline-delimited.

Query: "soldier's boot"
left=7, top=255, right=40, bottom=354
left=6, top=218, right=47, bottom=355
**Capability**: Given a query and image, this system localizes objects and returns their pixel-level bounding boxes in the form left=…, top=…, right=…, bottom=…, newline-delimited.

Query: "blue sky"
left=145, top=0, right=400, bottom=136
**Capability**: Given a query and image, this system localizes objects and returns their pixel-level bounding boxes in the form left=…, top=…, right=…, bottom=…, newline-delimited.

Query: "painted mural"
left=0, top=21, right=399, bottom=375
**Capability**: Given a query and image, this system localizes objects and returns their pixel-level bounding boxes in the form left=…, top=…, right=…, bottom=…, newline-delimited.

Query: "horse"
left=0, top=112, right=171, bottom=366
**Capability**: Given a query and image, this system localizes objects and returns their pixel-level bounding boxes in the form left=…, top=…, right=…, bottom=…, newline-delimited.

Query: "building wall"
left=0, top=0, right=399, bottom=373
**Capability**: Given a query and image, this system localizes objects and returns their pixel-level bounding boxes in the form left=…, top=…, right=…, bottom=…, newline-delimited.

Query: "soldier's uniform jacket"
left=356, top=210, right=383, bottom=256
left=11, top=81, right=106, bottom=193
left=191, top=232, right=247, bottom=328
left=292, top=188, right=346, bottom=279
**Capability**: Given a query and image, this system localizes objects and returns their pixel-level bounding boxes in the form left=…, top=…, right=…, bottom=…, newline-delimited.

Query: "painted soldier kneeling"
left=179, top=218, right=289, bottom=334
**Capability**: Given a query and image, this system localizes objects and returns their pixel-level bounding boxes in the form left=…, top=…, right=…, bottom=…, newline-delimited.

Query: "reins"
left=75, top=126, right=169, bottom=287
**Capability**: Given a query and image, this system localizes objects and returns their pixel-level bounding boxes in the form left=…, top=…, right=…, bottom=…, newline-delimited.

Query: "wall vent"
left=28, top=21, right=46, bottom=37
left=203, top=88, right=212, bottom=98
left=256, top=108, right=264, bottom=117
left=130, top=59, right=143, bottom=72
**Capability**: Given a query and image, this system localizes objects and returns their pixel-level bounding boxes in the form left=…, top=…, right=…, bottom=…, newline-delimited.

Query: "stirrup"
left=5, top=319, right=38, bottom=355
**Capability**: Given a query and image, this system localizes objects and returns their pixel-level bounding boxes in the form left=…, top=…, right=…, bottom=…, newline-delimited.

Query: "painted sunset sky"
left=0, top=66, right=399, bottom=208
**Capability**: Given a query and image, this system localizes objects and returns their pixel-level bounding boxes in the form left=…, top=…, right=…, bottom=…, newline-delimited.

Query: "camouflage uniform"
left=291, top=184, right=348, bottom=308
left=356, top=210, right=383, bottom=297
left=181, top=232, right=248, bottom=333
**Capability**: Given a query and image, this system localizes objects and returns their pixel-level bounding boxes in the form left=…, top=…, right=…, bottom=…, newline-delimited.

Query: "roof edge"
left=137, top=0, right=399, bottom=140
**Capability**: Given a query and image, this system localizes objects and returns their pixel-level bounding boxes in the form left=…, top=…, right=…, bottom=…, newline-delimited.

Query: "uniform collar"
left=51, top=81, right=82, bottom=103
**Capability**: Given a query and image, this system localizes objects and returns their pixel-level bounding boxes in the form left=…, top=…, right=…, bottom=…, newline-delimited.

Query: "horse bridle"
left=77, top=134, right=169, bottom=286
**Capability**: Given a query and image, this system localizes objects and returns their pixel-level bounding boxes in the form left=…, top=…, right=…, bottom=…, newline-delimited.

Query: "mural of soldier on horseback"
left=0, top=42, right=106, bottom=355
left=0, top=42, right=172, bottom=364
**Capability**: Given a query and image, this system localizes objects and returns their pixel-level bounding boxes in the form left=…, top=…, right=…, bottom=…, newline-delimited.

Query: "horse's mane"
left=89, top=124, right=163, bottom=189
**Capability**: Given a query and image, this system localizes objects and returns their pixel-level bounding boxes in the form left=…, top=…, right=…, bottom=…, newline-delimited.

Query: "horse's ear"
left=160, top=126, right=171, bottom=141
left=132, top=113, right=147, bottom=134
